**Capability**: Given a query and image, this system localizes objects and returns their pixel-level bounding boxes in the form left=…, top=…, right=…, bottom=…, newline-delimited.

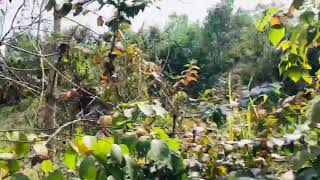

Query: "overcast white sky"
left=63, top=0, right=290, bottom=32
left=0, top=0, right=291, bottom=37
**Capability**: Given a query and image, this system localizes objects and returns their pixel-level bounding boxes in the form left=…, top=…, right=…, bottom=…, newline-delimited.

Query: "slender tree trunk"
left=43, top=13, right=61, bottom=157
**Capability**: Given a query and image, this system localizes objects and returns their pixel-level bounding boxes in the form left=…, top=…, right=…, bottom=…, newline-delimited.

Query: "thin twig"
left=4, top=42, right=58, bottom=57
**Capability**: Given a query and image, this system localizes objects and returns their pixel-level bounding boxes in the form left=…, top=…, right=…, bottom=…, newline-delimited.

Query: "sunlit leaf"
left=268, top=26, right=285, bottom=46
left=41, top=160, right=54, bottom=174
left=63, top=145, right=78, bottom=169
left=79, top=156, right=96, bottom=180
left=92, top=138, right=113, bottom=162
left=120, top=144, right=129, bottom=154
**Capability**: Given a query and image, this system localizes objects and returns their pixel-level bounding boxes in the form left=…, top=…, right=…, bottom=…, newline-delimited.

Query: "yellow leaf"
left=75, top=136, right=96, bottom=155
left=92, top=55, right=102, bottom=64
left=112, top=47, right=123, bottom=57
left=217, top=165, right=228, bottom=176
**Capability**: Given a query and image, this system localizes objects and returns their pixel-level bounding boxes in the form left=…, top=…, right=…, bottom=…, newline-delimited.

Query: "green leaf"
left=79, top=156, right=96, bottom=180
left=55, top=3, right=72, bottom=17
left=123, top=155, right=138, bottom=179
left=120, top=144, right=129, bottom=154
left=148, top=139, right=170, bottom=161
left=45, top=0, right=56, bottom=11
left=92, top=138, right=113, bottom=162
left=302, top=72, right=312, bottom=84
left=8, top=160, right=20, bottom=174
left=293, top=150, right=310, bottom=170
left=110, top=144, right=123, bottom=164
left=154, top=128, right=169, bottom=139
left=10, top=132, right=30, bottom=157
left=292, top=0, right=305, bottom=9
left=63, top=145, right=78, bottom=169
left=268, top=26, right=285, bottom=46
left=46, top=170, right=64, bottom=180
left=287, top=68, right=303, bottom=83
left=256, top=7, right=279, bottom=32
left=166, top=138, right=180, bottom=153
left=10, top=173, right=30, bottom=180
left=121, top=132, right=137, bottom=154
left=41, top=160, right=54, bottom=174
left=96, top=165, right=107, bottom=180
left=136, top=136, right=151, bottom=157
left=300, top=11, right=315, bottom=24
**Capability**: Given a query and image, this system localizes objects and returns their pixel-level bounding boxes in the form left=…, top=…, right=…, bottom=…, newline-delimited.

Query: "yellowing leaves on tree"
left=271, top=16, right=281, bottom=26
left=75, top=136, right=97, bottom=155
left=111, top=47, right=123, bottom=57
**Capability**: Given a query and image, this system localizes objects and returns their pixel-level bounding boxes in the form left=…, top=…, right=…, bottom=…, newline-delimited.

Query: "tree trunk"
left=43, top=13, right=61, bottom=157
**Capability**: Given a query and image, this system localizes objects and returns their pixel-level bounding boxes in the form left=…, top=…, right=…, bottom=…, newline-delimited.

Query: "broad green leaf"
left=9, top=132, right=30, bottom=157
left=46, top=170, right=64, bottom=180
left=92, top=138, right=113, bottom=162
left=136, top=136, right=151, bottom=157
left=268, top=26, right=285, bottom=46
left=256, top=14, right=268, bottom=32
left=10, top=173, right=30, bottom=180
left=63, top=145, right=78, bottom=169
left=293, top=150, right=310, bottom=170
left=287, top=68, right=303, bottom=83
left=148, top=139, right=170, bottom=161
left=41, top=160, right=54, bottom=174
left=300, top=11, right=315, bottom=24
left=256, top=7, right=279, bottom=32
left=79, top=156, right=96, bottom=180
left=55, top=3, right=72, bottom=17
left=302, top=72, right=312, bottom=84
left=120, top=144, right=129, bottom=154
left=110, top=144, right=123, bottom=164
left=166, top=138, right=180, bottom=153
left=154, top=128, right=169, bottom=139
left=8, top=160, right=19, bottom=174
left=96, top=165, right=107, bottom=180
left=121, top=132, right=137, bottom=154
